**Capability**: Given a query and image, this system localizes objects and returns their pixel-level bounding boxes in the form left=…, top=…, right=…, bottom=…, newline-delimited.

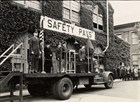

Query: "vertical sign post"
left=40, top=16, right=46, bottom=73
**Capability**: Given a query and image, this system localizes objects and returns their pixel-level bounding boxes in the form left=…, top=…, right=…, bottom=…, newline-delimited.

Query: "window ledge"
left=63, top=18, right=80, bottom=26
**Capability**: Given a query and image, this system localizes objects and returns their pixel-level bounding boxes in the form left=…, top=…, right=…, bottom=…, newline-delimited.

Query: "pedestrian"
left=117, top=65, right=121, bottom=79
left=130, top=67, right=134, bottom=80
left=126, top=66, right=130, bottom=80
left=134, top=66, right=138, bottom=80
left=44, top=42, right=53, bottom=73
left=113, top=67, right=117, bottom=79
left=138, top=69, right=140, bottom=80
left=29, top=29, right=41, bottom=73
left=121, top=66, right=126, bottom=80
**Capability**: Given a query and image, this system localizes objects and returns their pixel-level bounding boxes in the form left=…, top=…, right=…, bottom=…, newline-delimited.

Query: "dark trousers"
left=80, top=59, right=86, bottom=73
left=31, top=54, right=39, bottom=72
left=45, top=60, right=52, bottom=73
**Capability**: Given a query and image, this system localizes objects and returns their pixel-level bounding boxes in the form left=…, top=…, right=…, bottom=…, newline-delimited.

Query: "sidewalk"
left=114, top=79, right=123, bottom=83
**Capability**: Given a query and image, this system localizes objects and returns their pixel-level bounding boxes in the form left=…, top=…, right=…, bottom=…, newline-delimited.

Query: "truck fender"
left=101, top=71, right=114, bottom=83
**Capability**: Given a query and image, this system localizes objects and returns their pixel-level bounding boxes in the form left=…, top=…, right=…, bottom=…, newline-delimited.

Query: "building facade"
left=0, top=0, right=130, bottom=73
left=114, top=22, right=140, bottom=68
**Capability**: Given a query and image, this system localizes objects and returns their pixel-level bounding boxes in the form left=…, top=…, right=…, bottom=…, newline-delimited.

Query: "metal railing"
left=0, top=44, right=14, bottom=58
left=0, top=43, right=23, bottom=66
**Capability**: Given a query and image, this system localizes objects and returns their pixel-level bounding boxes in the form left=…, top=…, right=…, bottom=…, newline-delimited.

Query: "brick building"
left=115, top=22, right=140, bottom=68
left=0, top=0, right=130, bottom=73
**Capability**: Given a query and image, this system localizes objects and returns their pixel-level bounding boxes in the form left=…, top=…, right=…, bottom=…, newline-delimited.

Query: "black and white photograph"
left=0, top=0, right=140, bottom=102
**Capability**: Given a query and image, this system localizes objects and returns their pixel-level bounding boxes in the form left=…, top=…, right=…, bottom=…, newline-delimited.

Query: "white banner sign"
left=41, top=16, right=95, bottom=40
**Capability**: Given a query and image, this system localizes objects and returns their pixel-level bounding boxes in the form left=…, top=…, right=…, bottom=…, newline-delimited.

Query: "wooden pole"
left=10, top=79, right=14, bottom=102
left=87, top=47, right=90, bottom=73
left=59, top=44, right=62, bottom=73
left=19, top=72, right=23, bottom=102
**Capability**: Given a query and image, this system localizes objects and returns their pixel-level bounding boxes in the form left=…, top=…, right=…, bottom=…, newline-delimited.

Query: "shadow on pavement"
left=73, top=85, right=106, bottom=95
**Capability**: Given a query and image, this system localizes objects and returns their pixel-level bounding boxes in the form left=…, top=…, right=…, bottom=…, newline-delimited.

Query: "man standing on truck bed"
left=29, top=29, right=41, bottom=73
left=78, top=45, right=86, bottom=73
left=44, top=42, right=53, bottom=73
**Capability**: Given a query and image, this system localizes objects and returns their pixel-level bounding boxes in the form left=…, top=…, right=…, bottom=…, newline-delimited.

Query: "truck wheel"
left=28, top=84, right=47, bottom=97
left=53, top=78, right=73, bottom=100
left=104, top=75, right=113, bottom=89
left=84, top=84, right=92, bottom=89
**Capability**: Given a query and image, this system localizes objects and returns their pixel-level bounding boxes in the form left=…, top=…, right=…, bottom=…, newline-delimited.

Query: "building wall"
left=0, top=0, right=130, bottom=71
left=115, top=23, right=139, bottom=67
left=0, top=0, right=40, bottom=71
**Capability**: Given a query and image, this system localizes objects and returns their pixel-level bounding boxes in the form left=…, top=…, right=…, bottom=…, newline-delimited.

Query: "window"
left=124, top=37, right=128, bottom=43
left=71, top=11, right=79, bottom=23
left=63, top=0, right=80, bottom=24
left=124, top=36, right=127, bottom=42
left=92, top=5, right=103, bottom=30
left=132, top=33, right=138, bottom=44
left=82, top=2, right=103, bottom=30
left=132, top=55, right=138, bottom=65
left=132, top=55, right=138, bottom=61
left=122, top=33, right=129, bottom=43
left=13, top=0, right=41, bottom=11
left=63, top=8, right=70, bottom=20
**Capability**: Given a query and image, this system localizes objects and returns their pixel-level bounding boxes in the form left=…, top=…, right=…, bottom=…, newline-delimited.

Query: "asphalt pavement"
left=1, top=79, right=140, bottom=102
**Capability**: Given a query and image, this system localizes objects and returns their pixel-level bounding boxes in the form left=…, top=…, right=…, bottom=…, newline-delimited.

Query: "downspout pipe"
left=103, top=0, right=109, bottom=53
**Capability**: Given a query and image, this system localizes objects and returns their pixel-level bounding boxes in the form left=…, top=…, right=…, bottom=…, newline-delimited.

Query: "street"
left=1, top=80, right=140, bottom=102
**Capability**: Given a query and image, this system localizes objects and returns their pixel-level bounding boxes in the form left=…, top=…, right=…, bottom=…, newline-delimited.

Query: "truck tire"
left=28, top=84, right=47, bottom=97
left=84, top=84, right=92, bottom=89
left=104, top=75, right=113, bottom=89
left=53, top=77, right=73, bottom=100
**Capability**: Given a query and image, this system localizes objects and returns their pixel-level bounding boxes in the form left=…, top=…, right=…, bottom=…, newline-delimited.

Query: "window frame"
left=63, top=7, right=71, bottom=20
left=62, top=0, right=80, bottom=24
left=132, top=54, right=139, bottom=65
left=92, top=5, right=103, bottom=30
left=132, top=33, right=138, bottom=44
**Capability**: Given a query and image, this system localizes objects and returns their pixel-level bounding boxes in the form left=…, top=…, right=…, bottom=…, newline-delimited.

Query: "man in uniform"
left=44, top=42, right=53, bottom=73
left=29, top=29, right=41, bottom=73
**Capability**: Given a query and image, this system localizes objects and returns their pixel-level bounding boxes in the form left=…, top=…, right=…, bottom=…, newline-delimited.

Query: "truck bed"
left=24, top=73, right=98, bottom=78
